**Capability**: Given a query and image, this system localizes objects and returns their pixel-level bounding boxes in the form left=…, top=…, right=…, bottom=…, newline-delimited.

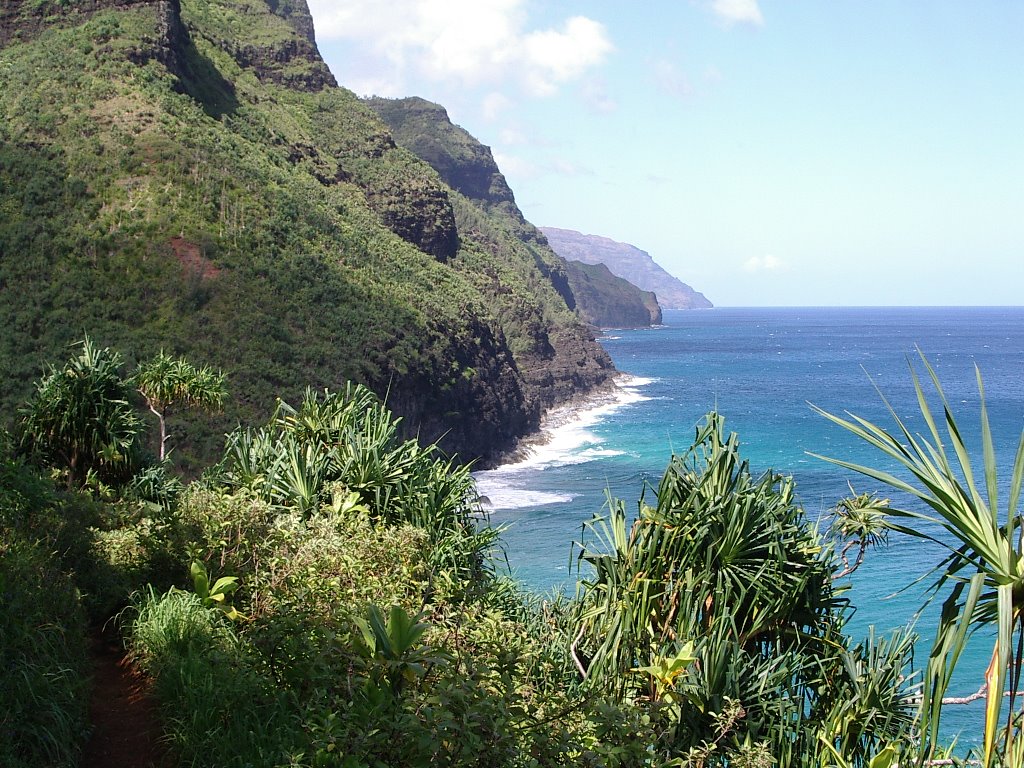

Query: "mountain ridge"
left=365, top=96, right=662, bottom=330
left=0, top=0, right=613, bottom=467
left=540, top=226, right=712, bottom=310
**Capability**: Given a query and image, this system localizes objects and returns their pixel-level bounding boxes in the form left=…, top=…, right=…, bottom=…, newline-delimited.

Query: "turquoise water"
left=475, top=306, right=1024, bottom=751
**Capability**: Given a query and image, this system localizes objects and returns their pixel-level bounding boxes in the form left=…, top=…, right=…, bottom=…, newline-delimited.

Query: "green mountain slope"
left=0, top=0, right=614, bottom=466
left=365, top=96, right=615, bottom=407
left=564, top=261, right=662, bottom=328
left=366, top=97, right=661, bottom=331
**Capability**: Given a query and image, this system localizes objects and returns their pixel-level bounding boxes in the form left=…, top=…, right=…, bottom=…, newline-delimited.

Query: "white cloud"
left=482, top=92, right=513, bottom=121
left=499, top=127, right=527, bottom=145
left=492, top=151, right=538, bottom=180
left=710, top=0, right=764, bottom=27
left=307, top=1, right=612, bottom=98
left=744, top=254, right=786, bottom=272
left=521, top=16, right=613, bottom=96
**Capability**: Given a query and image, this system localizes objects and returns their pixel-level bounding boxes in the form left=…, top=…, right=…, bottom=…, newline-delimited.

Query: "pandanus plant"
left=814, top=352, right=1024, bottom=767
left=573, top=414, right=914, bottom=764
left=135, top=351, right=226, bottom=461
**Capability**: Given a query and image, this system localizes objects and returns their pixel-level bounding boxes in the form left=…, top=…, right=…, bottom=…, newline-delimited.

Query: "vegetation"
left=8, top=340, right=1022, bottom=767
left=2, top=4, right=1019, bottom=766
left=572, top=415, right=915, bottom=764
left=563, top=260, right=662, bottom=328
left=18, top=337, right=143, bottom=488
left=135, top=351, right=227, bottom=460
left=0, top=448, right=90, bottom=768
left=815, top=352, right=1024, bottom=768
left=0, top=0, right=612, bottom=468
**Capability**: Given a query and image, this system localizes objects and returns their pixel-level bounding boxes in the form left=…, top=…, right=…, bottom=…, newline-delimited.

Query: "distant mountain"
left=563, top=261, right=662, bottom=328
left=540, top=228, right=712, bottom=310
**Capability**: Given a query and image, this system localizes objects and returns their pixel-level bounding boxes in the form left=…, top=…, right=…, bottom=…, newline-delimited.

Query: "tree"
left=19, top=337, right=142, bottom=488
left=135, top=351, right=227, bottom=461
left=572, top=414, right=915, bottom=764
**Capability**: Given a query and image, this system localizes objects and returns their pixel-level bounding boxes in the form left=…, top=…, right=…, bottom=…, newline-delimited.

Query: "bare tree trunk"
left=149, top=404, right=167, bottom=461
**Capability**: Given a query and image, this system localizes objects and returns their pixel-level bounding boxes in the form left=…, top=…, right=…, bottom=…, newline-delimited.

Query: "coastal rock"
left=565, top=260, right=663, bottom=327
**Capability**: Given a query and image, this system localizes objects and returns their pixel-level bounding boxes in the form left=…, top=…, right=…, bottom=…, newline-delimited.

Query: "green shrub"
left=129, top=586, right=300, bottom=767
left=0, top=535, right=89, bottom=768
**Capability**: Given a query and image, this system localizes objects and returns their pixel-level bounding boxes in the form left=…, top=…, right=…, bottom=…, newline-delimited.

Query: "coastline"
left=472, top=371, right=653, bottom=511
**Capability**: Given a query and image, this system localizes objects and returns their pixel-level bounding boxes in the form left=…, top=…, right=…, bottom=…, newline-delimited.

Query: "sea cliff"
left=0, top=0, right=614, bottom=466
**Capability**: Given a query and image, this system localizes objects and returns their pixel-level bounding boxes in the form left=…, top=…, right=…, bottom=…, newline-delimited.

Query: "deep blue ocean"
left=474, top=306, right=1024, bottom=751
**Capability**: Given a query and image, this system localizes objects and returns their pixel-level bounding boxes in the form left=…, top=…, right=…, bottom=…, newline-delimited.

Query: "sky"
left=306, top=1, right=1023, bottom=307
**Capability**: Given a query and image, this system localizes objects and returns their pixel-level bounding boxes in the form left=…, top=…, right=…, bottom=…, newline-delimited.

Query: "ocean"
left=474, top=306, right=1024, bottom=751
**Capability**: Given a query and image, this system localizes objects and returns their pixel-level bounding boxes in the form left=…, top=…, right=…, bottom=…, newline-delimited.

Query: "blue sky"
left=307, top=1, right=1023, bottom=307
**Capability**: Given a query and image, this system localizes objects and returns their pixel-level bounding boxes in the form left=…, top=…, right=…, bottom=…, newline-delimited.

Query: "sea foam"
left=473, top=375, right=653, bottom=511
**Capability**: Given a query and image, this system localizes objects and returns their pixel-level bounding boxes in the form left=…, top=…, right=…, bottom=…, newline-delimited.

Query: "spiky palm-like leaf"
left=135, top=351, right=226, bottom=460
left=813, top=351, right=1024, bottom=767
left=574, top=413, right=914, bottom=763
left=19, top=337, right=142, bottom=487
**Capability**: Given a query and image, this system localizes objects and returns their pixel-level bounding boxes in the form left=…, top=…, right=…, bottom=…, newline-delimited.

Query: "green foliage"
left=1, top=341, right=960, bottom=767
left=564, top=260, right=662, bottom=328
left=815, top=352, right=1024, bottom=767
left=129, top=586, right=300, bottom=767
left=0, top=458, right=90, bottom=768
left=189, top=560, right=244, bottom=620
left=135, top=350, right=227, bottom=460
left=0, top=536, right=90, bottom=768
left=573, top=413, right=916, bottom=765
left=353, top=604, right=439, bottom=697
left=18, top=337, right=143, bottom=487
left=218, top=385, right=498, bottom=599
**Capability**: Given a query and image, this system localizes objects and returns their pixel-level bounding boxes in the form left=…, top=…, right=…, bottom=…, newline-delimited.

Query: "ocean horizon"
left=474, top=305, right=1024, bottom=751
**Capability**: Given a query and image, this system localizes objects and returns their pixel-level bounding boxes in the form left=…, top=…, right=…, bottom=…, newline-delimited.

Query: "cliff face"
left=541, top=227, right=713, bottom=310
left=366, top=96, right=615, bottom=416
left=0, top=0, right=613, bottom=465
left=565, top=261, right=662, bottom=328
left=366, top=97, right=520, bottom=217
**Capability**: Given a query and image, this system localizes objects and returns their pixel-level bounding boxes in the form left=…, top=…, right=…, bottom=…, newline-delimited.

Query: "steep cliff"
left=366, top=96, right=614, bottom=412
left=540, top=227, right=713, bottom=310
left=564, top=261, right=662, bottom=328
left=0, top=0, right=613, bottom=466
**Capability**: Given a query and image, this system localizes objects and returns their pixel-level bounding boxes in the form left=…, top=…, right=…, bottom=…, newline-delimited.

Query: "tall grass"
left=0, top=536, right=90, bottom=768
left=129, top=587, right=300, bottom=767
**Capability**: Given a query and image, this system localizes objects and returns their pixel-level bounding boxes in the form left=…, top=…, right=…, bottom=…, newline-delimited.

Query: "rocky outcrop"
left=565, top=261, right=662, bottom=328
left=365, top=97, right=523, bottom=220
left=225, top=37, right=337, bottom=91
left=541, top=227, right=713, bottom=310
left=1, top=0, right=160, bottom=46
left=359, top=160, right=460, bottom=261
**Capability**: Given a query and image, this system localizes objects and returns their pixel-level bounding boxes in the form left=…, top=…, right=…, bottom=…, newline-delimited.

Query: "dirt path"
left=82, top=630, right=166, bottom=768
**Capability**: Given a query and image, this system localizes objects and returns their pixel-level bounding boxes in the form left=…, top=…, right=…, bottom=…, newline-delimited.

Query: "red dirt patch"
left=82, top=631, right=167, bottom=768
left=170, top=236, right=221, bottom=280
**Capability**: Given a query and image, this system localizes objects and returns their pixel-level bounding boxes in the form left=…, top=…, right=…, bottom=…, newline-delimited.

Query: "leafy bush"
left=572, top=413, right=916, bottom=765
left=17, top=337, right=143, bottom=488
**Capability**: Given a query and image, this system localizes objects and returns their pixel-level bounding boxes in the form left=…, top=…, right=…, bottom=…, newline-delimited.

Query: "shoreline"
left=472, top=371, right=653, bottom=511
left=483, top=371, right=638, bottom=469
